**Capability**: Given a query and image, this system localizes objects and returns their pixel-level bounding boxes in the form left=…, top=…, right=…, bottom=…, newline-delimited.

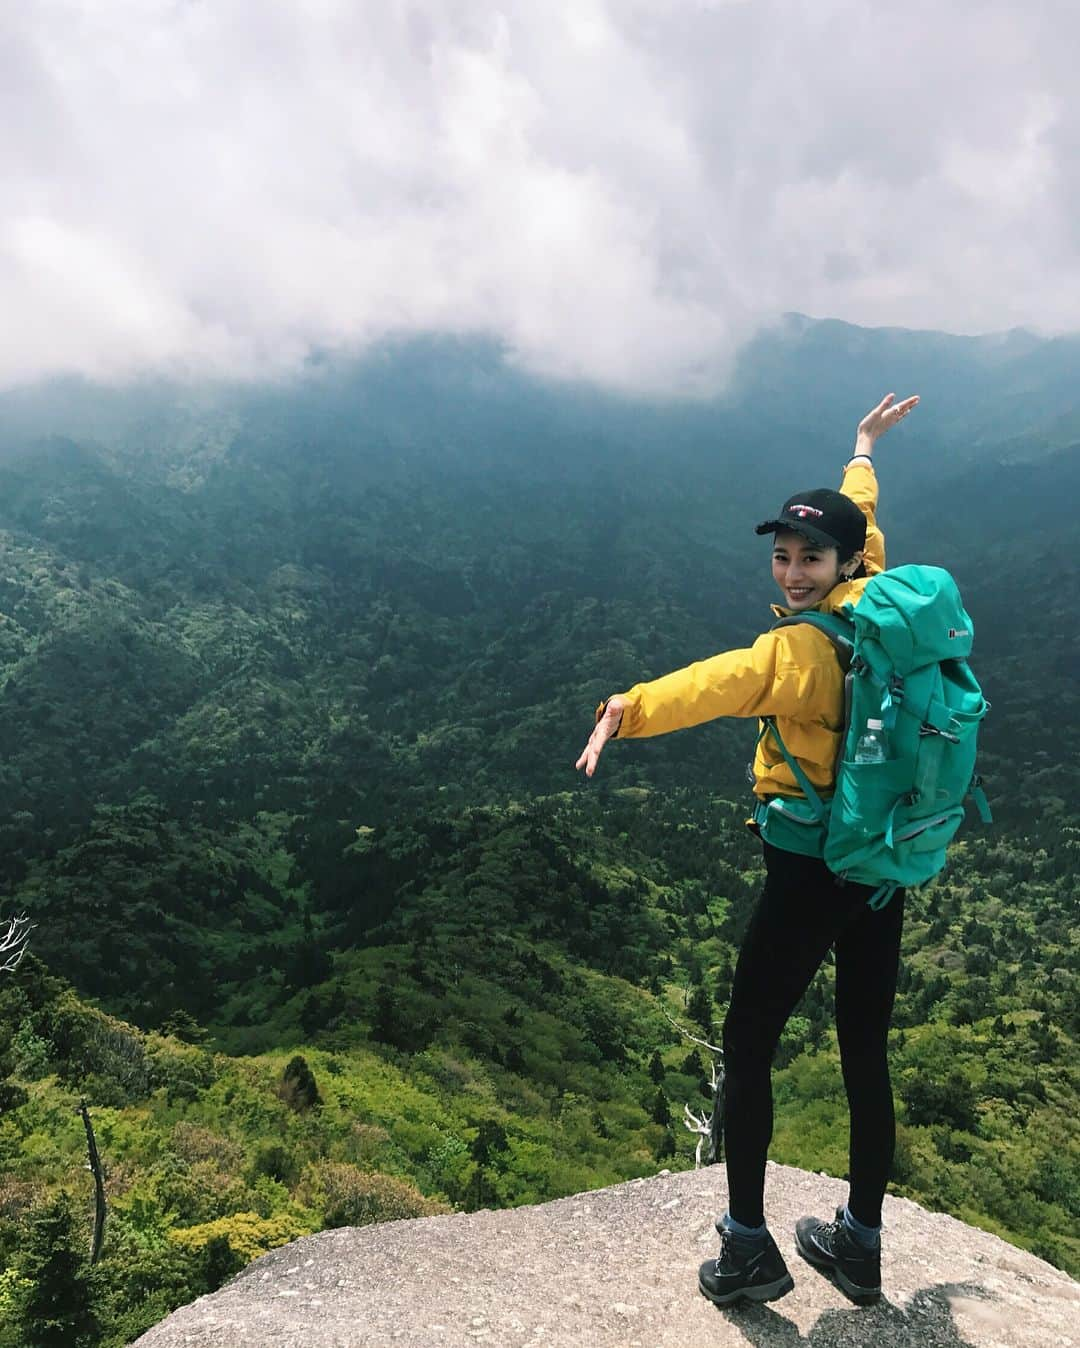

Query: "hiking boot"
left=698, top=1226, right=794, bottom=1306
left=794, top=1205, right=881, bottom=1305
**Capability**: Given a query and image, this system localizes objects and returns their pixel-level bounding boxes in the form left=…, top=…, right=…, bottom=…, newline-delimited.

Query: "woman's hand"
left=575, top=696, right=625, bottom=778
left=854, top=392, right=919, bottom=456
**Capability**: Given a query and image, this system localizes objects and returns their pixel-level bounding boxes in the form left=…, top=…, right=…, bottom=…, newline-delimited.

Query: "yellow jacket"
left=613, top=463, right=884, bottom=800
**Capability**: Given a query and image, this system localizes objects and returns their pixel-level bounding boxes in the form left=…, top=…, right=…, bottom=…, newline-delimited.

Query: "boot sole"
left=698, top=1271, right=795, bottom=1306
left=794, top=1232, right=880, bottom=1306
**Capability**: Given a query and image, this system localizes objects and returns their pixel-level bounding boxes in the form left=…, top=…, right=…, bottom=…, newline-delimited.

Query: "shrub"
left=51, top=996, right=150, bottom=1102
left=250, top=1143, right=300, bottom=1188
left=171, top=1123, right=243, bottom=1171
left=346, top=1122, right=391, bottom=1170
left=147, top=1037, right=217, bottom=1104
left=310, top=1164, right=449, bottom=1229
left=10, top=1020, right=51, bottom=1082
left=900, top=1070, right=979, bottom=1132
left=169, top=1211, right=309, bottom=1265
left=0, top=1177, right=38, bottom=1224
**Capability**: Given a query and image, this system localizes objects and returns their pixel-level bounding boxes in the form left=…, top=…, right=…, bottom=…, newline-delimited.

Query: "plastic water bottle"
left=854, top=718, right=888, bottom=764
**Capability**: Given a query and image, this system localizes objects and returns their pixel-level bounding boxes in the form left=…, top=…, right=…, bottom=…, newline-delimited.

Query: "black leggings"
left=722, top=842, right=905, bottom=1230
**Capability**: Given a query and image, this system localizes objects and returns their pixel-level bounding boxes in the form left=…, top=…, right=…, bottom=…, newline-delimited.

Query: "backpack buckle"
left=919, top=722, right=960, bottom=743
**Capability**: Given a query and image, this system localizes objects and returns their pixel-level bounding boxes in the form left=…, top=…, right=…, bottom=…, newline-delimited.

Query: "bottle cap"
left=866, top=719, right=884, bottom=731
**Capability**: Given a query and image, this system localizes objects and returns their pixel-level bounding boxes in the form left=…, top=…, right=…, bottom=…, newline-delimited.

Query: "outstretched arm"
left=575, top=628, right=840, bottom=778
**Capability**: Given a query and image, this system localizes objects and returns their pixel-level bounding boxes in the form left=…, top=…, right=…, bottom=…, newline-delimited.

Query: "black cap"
left=755, top=488, right=867, bottom=557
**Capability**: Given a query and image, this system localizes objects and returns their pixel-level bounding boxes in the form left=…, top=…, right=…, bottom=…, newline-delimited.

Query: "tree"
left=651, top=1089, right=671, bottom=1126
left=648, top=1050, right=666, bottom=1084
left=1029, top=1013, right=1058, bottom=1064
left=687, top=984, right=713, bottom=1036
left=11, top=1195, right=100, bottom=1348
left=202, top=1233, right=244, bottom=1293
left=900, top=1071, right=979, bottom=1133
left=160, top=1009, right=209, bottom=1045
left=470, top=1119, right=509, bottom=1210
left=278, top=1055, right=321, bottom=1111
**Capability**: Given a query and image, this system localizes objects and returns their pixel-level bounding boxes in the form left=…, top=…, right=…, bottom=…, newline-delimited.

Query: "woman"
left=576, top=392, right=919, bottom=1308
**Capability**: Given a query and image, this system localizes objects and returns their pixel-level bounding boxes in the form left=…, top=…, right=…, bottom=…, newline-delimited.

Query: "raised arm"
left=841, top=392, right=919, bottom=575
left=850, top=392, right=918, bottom=460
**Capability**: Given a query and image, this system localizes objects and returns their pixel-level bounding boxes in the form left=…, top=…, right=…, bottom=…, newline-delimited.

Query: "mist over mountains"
left=0, top=315, right=1074, bottom=842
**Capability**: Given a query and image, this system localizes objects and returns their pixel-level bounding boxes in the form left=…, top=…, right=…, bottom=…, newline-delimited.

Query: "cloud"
left=0, top=0, right=1076, bottom=394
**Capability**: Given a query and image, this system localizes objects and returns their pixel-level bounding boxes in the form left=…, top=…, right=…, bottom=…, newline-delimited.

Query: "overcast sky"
left=2, top=0, right=1076, bottom=394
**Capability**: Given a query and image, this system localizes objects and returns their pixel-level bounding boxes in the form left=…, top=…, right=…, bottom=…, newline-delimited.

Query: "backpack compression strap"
left=755, top=718, right=830, bottom=822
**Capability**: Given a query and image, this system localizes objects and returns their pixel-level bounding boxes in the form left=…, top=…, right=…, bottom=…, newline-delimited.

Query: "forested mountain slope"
left=0, top=321, right=1075, bottom=1345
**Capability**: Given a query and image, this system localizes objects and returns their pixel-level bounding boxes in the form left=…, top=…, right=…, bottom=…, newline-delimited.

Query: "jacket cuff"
left=596, top=697, right=625, bottom=737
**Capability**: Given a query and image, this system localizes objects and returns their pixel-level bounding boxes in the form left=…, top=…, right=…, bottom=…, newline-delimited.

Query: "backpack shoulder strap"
left=770, top=610, right=856, bottom=670
left=769, top=609, right=858, bottom=782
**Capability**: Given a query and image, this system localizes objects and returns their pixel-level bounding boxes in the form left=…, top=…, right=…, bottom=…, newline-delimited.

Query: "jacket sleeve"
left=615, top=628, right=838, bottom=740
left=841, top=461, right=885, bottom=574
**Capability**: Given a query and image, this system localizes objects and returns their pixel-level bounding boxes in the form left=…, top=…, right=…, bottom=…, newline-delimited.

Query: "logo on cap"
left=787, top=504, right=824, bottom=519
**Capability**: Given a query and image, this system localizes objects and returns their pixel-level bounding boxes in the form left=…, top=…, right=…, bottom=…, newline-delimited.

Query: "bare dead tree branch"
left=0, top=913, right=33, bottom=974
left=684, top=1103, right=713, bottom=1167
left=660, top=1007, right=723, bottom=1057
left=77, top=1100, right=107, bottom=1264
left=662, top=1008, right=725, bottom=1167
left=682, top=1059, right=724, bottom=1166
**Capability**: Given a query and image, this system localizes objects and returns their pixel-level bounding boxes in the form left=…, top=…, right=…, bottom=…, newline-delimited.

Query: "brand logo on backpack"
left=948, top=628, right=970, bottom=639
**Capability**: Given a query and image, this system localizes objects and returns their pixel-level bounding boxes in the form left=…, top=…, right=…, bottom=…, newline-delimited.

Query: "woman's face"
left=771, top=529, right=846, bottom=610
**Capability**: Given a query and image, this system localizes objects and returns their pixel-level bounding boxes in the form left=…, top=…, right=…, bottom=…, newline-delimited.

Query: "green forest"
left=0, top=324, right=1076, bottom=1346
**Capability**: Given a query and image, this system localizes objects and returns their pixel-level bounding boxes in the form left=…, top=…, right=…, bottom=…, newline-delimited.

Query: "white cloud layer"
left=2, top=0, right=1077, bottom=393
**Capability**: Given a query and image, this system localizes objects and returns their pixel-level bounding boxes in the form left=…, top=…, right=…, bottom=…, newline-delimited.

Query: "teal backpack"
left=752, top=564, right=992, bottom=908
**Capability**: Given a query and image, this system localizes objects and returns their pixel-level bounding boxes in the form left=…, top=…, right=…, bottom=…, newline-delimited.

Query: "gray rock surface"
left=131, top=1161, right=1078, bottom=1348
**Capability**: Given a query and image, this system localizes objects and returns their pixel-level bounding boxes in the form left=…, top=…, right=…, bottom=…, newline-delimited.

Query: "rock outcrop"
left=132, top=1161, right=1077, bottom=1347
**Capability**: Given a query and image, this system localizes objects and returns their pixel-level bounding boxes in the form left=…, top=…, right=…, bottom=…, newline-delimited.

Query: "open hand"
left=575, top=696, right=625, bottom=778
left=857, top=392, right=919, bottom=445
